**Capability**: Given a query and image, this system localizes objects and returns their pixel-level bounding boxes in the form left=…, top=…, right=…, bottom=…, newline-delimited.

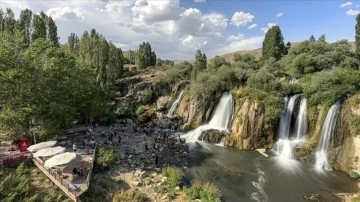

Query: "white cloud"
left=131, top=0, right=181, bottom=24
left=194, top=0, right=206, bottom=2
left=276, top=12, right=283, bottom=18
left=230, top=11, right=254, bottom=27
left=248, top=24, right=258, bottom=29
left=0, top=0, right=264, bottom=60
left=46, top=7, right=85, bottom=21
left=346, top=9, right=360, bottom=16
left=210, top=35, right=264, bottom=56
left=340, top=1, right=352, bottom=8
left=261, top=23, right=277, bottom=33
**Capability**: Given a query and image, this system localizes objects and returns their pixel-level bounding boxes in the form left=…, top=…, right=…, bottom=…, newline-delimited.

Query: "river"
left=185, top=143, right=358, bottom=202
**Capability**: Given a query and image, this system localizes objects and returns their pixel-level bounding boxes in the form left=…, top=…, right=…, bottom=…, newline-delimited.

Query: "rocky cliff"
left=176, top=91, right=221, bottom=131
left=331, top=94, right=360, bottom=175
left=113, top=71, right=189, bottom=124
left=224, top=89, right=273, bottom=149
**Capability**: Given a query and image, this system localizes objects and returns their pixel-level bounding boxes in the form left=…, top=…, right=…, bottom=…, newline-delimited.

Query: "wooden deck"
left=32, top=148, right=96, bottom=202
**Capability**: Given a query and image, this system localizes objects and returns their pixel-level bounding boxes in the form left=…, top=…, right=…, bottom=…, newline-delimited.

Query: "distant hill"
left=219, top=41, right=355, bottom=63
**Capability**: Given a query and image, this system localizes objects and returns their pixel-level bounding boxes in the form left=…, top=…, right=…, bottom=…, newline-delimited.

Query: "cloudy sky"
left=0, top=0, right=359, bottom=60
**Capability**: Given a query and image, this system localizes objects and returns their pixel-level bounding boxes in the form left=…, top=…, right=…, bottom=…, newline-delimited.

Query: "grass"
left=184, top=180, right=222, bottom=202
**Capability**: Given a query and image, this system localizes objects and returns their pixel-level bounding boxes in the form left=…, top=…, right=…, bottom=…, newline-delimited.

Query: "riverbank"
left=77, top=120, right=190, bottom=201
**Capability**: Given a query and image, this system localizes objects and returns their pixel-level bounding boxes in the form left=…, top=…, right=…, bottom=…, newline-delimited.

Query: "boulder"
left=156, top=96, right=172, bottom=111
left=199, top=129, right=228, bottom=143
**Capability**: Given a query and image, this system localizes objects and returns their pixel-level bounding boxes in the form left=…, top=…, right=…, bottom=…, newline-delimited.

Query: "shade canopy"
left=27, top=141, right=57, bottom=153
left=44, top=152, right=78, bottom=169
left=33, top=146, right=66, bottom=157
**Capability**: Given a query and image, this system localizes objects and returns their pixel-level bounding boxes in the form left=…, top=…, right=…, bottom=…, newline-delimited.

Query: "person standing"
left=73, top=143, right=77, bottom=153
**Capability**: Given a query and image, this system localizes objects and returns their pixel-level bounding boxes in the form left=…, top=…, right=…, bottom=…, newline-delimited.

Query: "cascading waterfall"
left=315, top=101, right=341, bottom=170
left=294, top=98, right=307, bottom=143
left=167, top=89, right=185, bottom=117
left=181, top=92, right=234, bottom=143
left=274, top=95, right=300, bottom=159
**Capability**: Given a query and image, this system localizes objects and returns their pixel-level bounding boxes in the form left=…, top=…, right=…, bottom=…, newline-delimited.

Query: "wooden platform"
left=32, top=148, right=96, bottom=202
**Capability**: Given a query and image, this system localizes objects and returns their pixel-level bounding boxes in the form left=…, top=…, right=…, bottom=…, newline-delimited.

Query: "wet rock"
left=156, top=96, right=171, bottom=111
left=304, top=193, right=320, bottom=201
left=199, top=129, right=228, bottom=143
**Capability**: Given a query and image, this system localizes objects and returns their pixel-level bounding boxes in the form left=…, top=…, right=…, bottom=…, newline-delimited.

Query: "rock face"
left=177, top=92, right=221, bottom=131
left=224, top=92, right=272, bottom=149
left=199, top=129, right=228, bottom=143
left=156, top=96, right=172, bottom=111
left=330, top=94, right=360, bottom=173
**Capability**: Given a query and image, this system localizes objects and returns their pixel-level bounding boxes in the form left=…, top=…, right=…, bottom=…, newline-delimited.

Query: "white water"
left=315, top=101, right=341, bottom=170
left=274, top=95, right=300, bottom=159
left=294, top=98, right=307, bottom=144
left=181, top=92, right=234, bottom=143
left=167, top=89, right=185, bottom=117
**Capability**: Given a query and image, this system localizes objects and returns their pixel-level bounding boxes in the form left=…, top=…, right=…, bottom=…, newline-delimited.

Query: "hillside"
left=220, top=41, right=355, bottom=62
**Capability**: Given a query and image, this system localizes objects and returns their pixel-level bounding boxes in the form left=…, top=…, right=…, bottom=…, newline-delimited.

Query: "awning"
left=44, top=152, right=79, bottom=169
left=27, top=141, right=57, bottom=152
left=33, top=146, right=66, bottom=157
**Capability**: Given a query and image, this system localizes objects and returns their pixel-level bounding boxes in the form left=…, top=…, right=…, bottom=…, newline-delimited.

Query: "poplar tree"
left=262, top=25, right=287, bottom=60
left=355, top=14, right=360, bottom=57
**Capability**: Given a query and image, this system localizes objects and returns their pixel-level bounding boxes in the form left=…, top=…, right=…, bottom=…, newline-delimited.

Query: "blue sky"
left=0, top=0, right=359, bottom=60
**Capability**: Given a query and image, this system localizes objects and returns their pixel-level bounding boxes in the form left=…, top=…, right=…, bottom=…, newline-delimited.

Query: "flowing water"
left=181, top=92, right=234, bottom=143
left=294, top=98, right=307, bottom=144
left=315, top=101, right=341, bottom=170
left=167, top=89, right=185, bottom=117
left=186, top=144, right=358, bottom=202
left=274, top=95, right=300, bottom=159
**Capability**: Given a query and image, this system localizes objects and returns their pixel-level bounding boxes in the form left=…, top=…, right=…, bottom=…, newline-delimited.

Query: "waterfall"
left=274, top=95, right=300, bottom=159
left=295, top=98, right=307, bottom=143
left=167, top=89, right=185, bottom=117
left=315, top=101, right=341, bottom=170
left=181, top=92, right=234, bottom=143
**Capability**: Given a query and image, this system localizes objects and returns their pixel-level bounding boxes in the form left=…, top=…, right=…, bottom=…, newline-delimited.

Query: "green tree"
left=32, top=12, right=47, bottom=41
left=135, top=42, right=156, bottom=69
left=19, top=9, right=33, bottom=45
left=309, top=35, right=316, bottom=42
left=3, top=8, right=16, bottom=33
left=356, top=14, right=360, bottom=58
left=262, top=25, right=287, bottom=61
left=191, top=50, right=207, bottom=81
left=318, top=34, right=326, bottom=42
left=47, top=17, right=59, bottom=46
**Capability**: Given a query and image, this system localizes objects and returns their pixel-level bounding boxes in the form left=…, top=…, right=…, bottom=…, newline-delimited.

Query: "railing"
left=32, top=157, right=79, bottom=201
left=0, top=152, right=31, bottom=166
left=85, top=146, right=96, bottom=187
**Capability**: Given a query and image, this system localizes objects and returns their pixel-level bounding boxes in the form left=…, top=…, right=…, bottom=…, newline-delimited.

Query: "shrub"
left=112, top=189, right=148, bottom=202
left=349, top=170, right=360, bottom=179
left=162, top=167, right=182, bottom=188
left=352, top=195, right=360, bottom=202
left=114, top=103, right=133, bottom=118
left=136, top=89, right=153, bottom=104
left=184, top=181, right=221, bottom=202
left=135, top=105, right=145, bottom=116
left=95, top=146, right=117, bottom=170
left=155, top=167, right=183, bottom=199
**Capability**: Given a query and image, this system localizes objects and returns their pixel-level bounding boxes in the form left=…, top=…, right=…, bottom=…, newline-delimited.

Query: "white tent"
left=44, top=152, right=78, bottom=169
left=27, top=141, right=57, bottom=153
left=33, top=146, right=66, bottom=157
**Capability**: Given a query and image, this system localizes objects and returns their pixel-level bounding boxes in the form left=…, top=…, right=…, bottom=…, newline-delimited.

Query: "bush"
left=95, top=146, right=117, bottom=170
left=155, top=167, right=183, bottom=199
left=352, top=195, right=360, bottom=202
left=184, top=181, right=221, bottom=202
left=162, top=167, right=182, bottom=188
left=135, top=105, right=145, bottom=116
left=349, top=170, right=360, bottom=179
left=114, top=103, right=133, bottom=118
left=136, top=89, right=153, bottom=104
left=112, top=189, right=148, bottom=202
